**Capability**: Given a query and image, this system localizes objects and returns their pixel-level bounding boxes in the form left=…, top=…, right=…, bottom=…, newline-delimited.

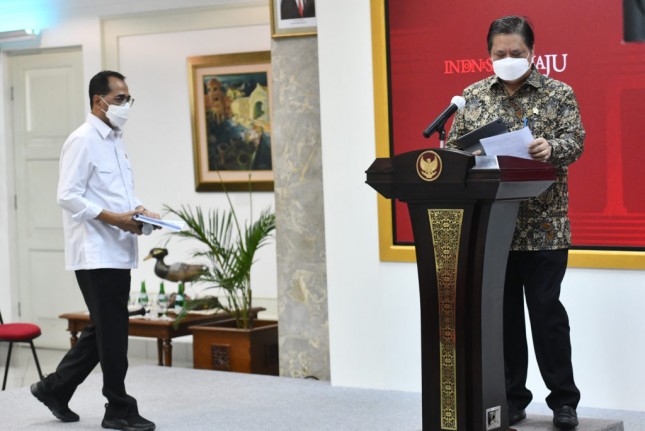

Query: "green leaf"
left=163, top=197, right=275, bottom=329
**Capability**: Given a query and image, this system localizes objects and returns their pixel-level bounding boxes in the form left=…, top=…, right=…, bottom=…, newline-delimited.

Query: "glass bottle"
left=174, top=282, right=185, bottom=314
left=138, top=280, right=149, bottom=307
left=157, top=282, right=169, bottom=318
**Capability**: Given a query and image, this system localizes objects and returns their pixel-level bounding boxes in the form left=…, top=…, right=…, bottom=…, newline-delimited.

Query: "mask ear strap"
left=98, top=96, right=111, bottom=114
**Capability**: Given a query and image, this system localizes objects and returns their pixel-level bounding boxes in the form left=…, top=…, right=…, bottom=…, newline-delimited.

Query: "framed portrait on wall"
left=188, top=51, right=273, bottom=191
left=270, top=0, right=317, bottom=38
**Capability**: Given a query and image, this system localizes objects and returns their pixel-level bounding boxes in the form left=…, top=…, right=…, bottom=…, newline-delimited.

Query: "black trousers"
left=503, top=249, right=580, bottom=411
left=44, top=269, right=138, bottom=418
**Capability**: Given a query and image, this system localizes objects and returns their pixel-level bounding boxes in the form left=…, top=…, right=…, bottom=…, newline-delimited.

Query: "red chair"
left=0, top=310, right=44, bottom=390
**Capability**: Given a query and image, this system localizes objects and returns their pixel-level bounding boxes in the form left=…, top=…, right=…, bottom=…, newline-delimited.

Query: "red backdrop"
left=387, top=0, right=645, bottom=249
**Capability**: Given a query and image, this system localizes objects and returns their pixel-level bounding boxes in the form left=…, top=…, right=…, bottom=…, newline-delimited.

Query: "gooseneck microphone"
left=422, top=95, right=466, bottom=138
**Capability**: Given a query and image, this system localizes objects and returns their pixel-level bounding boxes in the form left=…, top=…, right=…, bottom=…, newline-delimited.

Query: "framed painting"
left=270, top=0, right=317, bottom=38
left=370, top=0, right=645, bottom=269
left=188, top=51, right=273, bottom=191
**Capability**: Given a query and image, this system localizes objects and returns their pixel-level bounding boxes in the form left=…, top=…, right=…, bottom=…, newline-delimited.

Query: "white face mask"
left=492, top=53, right=532, bottom=82
left=100, top=96, right=131, bottom=129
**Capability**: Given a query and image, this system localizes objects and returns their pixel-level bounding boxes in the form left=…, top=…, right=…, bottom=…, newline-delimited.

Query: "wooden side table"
left=59, top=307, right=264, bottom=367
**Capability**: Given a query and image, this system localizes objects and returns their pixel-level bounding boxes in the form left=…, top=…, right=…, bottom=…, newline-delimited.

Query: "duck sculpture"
left=144, top=248, right=208, bottom=283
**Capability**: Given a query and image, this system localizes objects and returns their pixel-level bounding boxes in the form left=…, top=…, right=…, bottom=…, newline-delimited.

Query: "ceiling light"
left=0, top=29, right=38, bottom=43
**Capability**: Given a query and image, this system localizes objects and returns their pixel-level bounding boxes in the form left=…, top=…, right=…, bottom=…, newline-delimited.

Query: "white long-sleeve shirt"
left=57, top=113, right=142, bottom=270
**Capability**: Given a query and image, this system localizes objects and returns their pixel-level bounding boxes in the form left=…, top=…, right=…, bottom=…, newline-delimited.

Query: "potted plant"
left=164, top=192, right=277, bottom=374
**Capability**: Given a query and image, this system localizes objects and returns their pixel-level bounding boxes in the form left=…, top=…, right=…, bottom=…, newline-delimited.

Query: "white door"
left=11, top=49, right=87, bottom=348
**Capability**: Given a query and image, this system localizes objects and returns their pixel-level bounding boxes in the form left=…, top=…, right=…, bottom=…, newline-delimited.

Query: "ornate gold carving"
left=416, top=150, right=443, bottom=181
left=428, top=209, right=463, bottom=430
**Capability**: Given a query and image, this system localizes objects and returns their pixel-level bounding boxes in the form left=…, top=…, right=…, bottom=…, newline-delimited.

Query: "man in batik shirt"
left=446, top=16, right=584, bottom=430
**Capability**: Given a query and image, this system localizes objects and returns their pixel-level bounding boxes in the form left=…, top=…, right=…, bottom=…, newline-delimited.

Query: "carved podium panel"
left=366, top=149, right=555, bottom=431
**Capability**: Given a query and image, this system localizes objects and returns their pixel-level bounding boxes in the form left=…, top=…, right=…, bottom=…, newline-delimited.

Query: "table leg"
left=69, top=331, right=79, bottom=348
left=162, top=338, right=173, bottom=367
left=157, top=338, right=163, bottom=366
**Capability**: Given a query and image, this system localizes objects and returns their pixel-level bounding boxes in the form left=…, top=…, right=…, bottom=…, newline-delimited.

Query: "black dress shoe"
left=508, top=407, right=526, bottom=426
left=553, top=405, right=578, bottom=429
left=30, top=381, right=80, bottom=422
left=102, top=414, right=156, bottom=431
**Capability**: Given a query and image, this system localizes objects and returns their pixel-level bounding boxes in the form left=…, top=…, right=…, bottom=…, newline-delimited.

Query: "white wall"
left=317, top=0, right=645, bottom=412
left=317, top=0, right=422, bottom=391
left=539, top=268, right=645, bottom=410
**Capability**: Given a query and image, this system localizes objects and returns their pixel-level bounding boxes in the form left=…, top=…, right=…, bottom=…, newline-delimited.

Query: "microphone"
left=422, top=96, right=466, bottom=138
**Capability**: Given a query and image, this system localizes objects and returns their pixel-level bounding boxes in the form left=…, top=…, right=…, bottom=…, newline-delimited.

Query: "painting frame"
left=270, top=0, right=317, bottom=38
left=188, top=51, right=273, bottom=192
left=369, top=0, right=645, bottom=270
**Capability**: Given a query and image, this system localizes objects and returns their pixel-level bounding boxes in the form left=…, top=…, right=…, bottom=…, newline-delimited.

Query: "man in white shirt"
left=31, top=71, right=157, bottom=431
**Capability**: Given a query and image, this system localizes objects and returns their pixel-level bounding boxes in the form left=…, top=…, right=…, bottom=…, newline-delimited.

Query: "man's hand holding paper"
left=527, top=137, right=552, bottom=161
left=479, top=127, right=546, bottom=160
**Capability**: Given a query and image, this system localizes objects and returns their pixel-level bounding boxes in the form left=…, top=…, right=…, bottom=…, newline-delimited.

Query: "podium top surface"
left=471, top=155, right=556, bottom=181
left=365, top=148, right=555, bottom=201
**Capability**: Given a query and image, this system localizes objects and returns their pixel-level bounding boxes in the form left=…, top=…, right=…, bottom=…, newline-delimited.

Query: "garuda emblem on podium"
left=416, top=150, right=442, bottom=182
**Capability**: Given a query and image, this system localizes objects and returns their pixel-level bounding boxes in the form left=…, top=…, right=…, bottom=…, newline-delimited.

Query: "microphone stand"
left=426, top=119, right=448, bottom=148
left=438, top=125, right=447, bottom=148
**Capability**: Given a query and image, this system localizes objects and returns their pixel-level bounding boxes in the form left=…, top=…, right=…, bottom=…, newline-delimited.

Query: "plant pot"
left=189, top=319, right=279, bottom=375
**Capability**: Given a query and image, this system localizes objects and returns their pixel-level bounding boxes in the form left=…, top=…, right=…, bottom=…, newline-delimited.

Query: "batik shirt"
left=445, top=68, right=585, bottom=251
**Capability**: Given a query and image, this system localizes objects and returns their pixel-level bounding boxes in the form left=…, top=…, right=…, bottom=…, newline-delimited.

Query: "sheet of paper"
left=479, top=127, right=535, bottom=159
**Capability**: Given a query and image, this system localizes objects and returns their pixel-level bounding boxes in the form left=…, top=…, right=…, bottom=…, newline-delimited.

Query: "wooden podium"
left=365, top=149, right=555, bottom=431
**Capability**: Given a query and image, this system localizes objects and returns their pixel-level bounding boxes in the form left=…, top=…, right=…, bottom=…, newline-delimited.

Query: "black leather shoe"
left=553, top=405, right=578, bottom=429
left=508, top=407, right=526, bottom=426
left=30, top=381, right=80, bottom=422
left=101, top=415, right=156, bottom=431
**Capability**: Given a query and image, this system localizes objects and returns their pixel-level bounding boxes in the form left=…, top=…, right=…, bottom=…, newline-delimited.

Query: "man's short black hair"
left=487, top=16, right=535, bottom=53
left=88, top=70, right=126, bottom=108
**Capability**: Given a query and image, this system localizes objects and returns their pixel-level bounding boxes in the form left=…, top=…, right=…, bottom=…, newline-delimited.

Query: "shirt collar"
left=87, top=113, right=123, bottom=139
